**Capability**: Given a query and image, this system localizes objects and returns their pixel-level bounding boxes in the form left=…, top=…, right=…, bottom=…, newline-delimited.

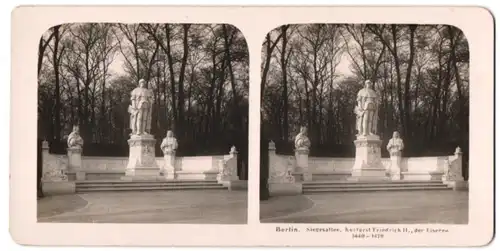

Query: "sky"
left=108, top=50, right=354, bottom=81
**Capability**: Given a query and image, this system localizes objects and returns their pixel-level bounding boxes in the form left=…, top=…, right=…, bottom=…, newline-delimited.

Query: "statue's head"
left=393, top=131, right=400, bottom=138
left=72, top=125, right=79, bottom=134
left=139, top=79, right=147, bottom=88
left=364, top=80, right=373, bottom=89
left=300, top=126, right=307, bottom=135
left=166, top=130, right=173, bottom=137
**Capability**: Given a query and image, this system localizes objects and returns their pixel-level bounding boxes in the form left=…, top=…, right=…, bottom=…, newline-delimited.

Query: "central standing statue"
left=355, top=80, right=379, bottom=137
left=350, top=80, right=386, bottom=181
left=129, top=79, right=153, bottom=135
left=122, top=79, right=160, bottom=180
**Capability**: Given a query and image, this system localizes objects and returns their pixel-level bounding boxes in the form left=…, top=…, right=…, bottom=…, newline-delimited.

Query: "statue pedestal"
left=295, top=148, right=312, bottom=181
left=389, top=153, right=402, bottom=180
left=349, top=135, right=388, bottom=181
left=163, top=151, right=176, bottom=180
left=67, top=146, right=82, bottom=171
left=121, top=134, right=161, bottom=180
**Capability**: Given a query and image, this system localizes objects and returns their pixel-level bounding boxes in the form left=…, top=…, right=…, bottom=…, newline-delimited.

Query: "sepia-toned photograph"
left=260, top=23, right=470, bottom=224
left=36, top=23, right=249, bottom=224
left=10, top=5, right=493, bottom=247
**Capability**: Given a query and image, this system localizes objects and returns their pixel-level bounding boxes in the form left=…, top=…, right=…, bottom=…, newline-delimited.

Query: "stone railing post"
left=268, top=140, right=276, bottom=155
left=41, top=140, right=50, bottom=163
left=454, top=146, right=463, bottom=177
left=41, top=140, right=74, bottom=195
left=41, top=140, right=51, bottom=179
left=267, top=141, right=276, bottom=184
left=217, top=146, right=239, bottom=185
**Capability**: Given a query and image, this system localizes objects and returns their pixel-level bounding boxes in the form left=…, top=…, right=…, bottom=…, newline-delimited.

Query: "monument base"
left=350, top=135, right=388, bottom=181
left=389, top=172, right=402, bottom=181
left=162, top=169, right=177, bottom=180
left=123, top=134, right=161, bottom=179
left=348, top=169, right=389, bottom=181
left=120, top=175, right=166, bottom=181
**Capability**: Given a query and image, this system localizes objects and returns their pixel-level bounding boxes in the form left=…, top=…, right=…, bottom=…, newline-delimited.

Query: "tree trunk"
left=403, top=25, right=417, bottom=139
left=176, top=24, right=191, bottom=138
left=52, top=25, right=62, bottom=141
left=280, top=25, right=289, bottom=141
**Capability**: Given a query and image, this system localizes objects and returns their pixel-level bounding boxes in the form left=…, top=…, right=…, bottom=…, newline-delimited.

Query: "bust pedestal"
left=121, top=134, right=161, bottom=180
left=295, top=148, right=312, bottom=181
left=67, top=146, right=84, bottom=180
left=67, top=146, right=82, bottom=170
left=349, top=135, right=388, bottom=181
left=389, top=152, right=402, bottom=180
left=163, top=150, right=176, bottom=180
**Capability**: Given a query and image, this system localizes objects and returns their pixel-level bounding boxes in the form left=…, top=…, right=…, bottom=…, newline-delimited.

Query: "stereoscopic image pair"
left=37, top=23, right=469, bottom=225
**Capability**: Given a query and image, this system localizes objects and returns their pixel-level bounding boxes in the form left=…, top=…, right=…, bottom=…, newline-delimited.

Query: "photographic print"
left=36, top=22, right=249, bottom=224
left=10, top=6, right=493, bottom=247
left=260, top=23, right=470, bottom=224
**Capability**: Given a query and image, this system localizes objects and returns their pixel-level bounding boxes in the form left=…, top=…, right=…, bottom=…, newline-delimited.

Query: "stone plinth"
left=389, top=152, right=402, bottom=180
left=295, top=148, right=312, bottom=181
left=67, top=146, right=82, bottom=170
left=350, top=135, right=388, bottom=181
left=122, top=134, right=161, bottom=180
left=163, top=150, right=176, bottom=180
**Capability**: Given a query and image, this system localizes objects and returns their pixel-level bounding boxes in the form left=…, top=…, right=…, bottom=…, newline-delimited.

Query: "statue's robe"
left=67, top=132, right=83, bottom=148
left=356, top=87, right=379, bottom=135
left=130, top=87, right=154, bottom=134
left=387, top=138, right=404, bottom=155
left=161, top=137, right=178, bottom=153
left=294, top=133, right=311, bottom=149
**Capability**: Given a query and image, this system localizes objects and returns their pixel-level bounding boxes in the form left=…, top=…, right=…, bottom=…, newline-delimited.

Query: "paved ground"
left=38, top=190, right=247, bottom=224
left=260, top=190, right=468, bottom=224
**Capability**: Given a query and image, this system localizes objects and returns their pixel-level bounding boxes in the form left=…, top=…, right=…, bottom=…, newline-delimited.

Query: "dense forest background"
left=261, top=24, right=469, bottom=178
left=37, top=23, right=249, bottom=177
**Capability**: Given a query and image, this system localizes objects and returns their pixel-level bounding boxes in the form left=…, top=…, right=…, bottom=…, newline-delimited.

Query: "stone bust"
left=294, top=126, right=311, bottom=150
left=67, top=125, right=84, bottom=148
left=386, top=131, right=404, bottom=156
left=161, top=130, right=178, bottom=154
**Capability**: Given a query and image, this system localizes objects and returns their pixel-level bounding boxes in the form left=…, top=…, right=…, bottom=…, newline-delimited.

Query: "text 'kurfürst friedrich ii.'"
left=275, top=226, right=450, bottom=238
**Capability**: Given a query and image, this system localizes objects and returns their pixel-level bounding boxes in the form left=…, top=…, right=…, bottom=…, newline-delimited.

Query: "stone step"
left=76, top=179, right=218, bottom=184
left=76, top=183, right=224, bottom=188
left=303, top=186, right=452, bottom=193
left=76, top=185, right=227, bottom=193
left=303, top=180, right=444, bottom=185
left=303, top=183, right=448, bottom=189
